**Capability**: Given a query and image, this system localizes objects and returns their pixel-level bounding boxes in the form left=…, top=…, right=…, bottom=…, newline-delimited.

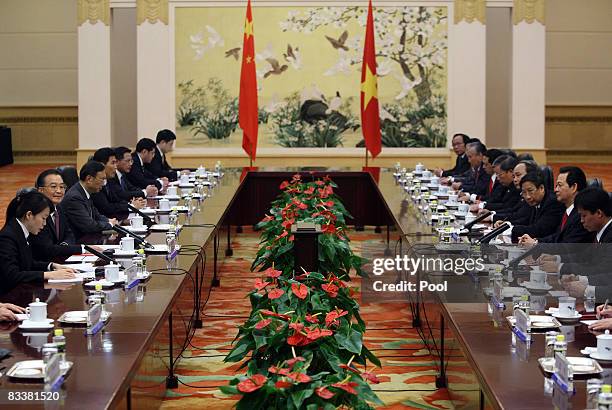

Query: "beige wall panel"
left=0, top=0, right=77, bottom=33
left=546, top=69, right=612, bottom=105
left=0, top=70, right=77, bottom=105
left=0, top=34, right=77, bottom=70
left=546, top=0, right=612, bottom=32
left=547, top=33, right=612, bottom=69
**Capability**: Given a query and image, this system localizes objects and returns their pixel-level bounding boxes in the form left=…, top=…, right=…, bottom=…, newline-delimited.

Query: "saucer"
left=552, top=312, right=583, bottom=323
left=520, top=281, right=552, bottom=292
left=125, top=226, right=148, bottom=234
left=589, top=350, right=612, bottom=362
left=113, top=249, right=137, bottom=257
left=19, top=320, right=54, bottom=331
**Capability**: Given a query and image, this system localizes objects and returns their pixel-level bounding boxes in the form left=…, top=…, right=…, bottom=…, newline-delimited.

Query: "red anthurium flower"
left=260, top=310, right=291, bottom=320
left=322, top=224, right=337, bottom=234
left=289, top=235, right=295, bottom=242
left=275, top=380, right=293, bottom=389
left=281, top=218, right=294, bottom=229
left=264, top=267, right=282, bottom=278
left=361, top=372, right=381, bottom=384
left=269, top=365, right=290, bottom=375
left=325, top=185, right=334, bottom=195
left=316, top=386, right=334, bottom=399
left=268, top=288, right=285, bottom=300
left=287, top=372, right=311, bottom=383
left=255, top=318, right=272, bottom=329
left=261, top=214, right=274, bottom=222
left=304, top=186, right=315, bottom=195
left=292, top=173, right=301, bottom=181
left=285, top=356, right=305, bottom=367
left=318, top=188, right=329, bottom=198
left=324, top=200, right=335, bottom=207
left=305, top=327, right=333, bottom=341
left=298, top=202, right=308, bottom=210
left=291, top=283, right=308, bottom=299
left=237, top=374, right=268, bottom=393
left=277, top=230, right=289, bottom=240
left=325, top=309, right=348, bottom=327
left=289, top=322, right=304, bottom=332
left=280, top=181, right=289, bottom=189
left=287, top=332, right=309, bottom=346
left=331, top=381, right=359, bottom=395
left=315, top=180, right=324, bottom=186
left=305, top=314, right=319, bottom=324
left=254, top=278, right=269, bottom=290
left=321, top=283, right=339, bottom=298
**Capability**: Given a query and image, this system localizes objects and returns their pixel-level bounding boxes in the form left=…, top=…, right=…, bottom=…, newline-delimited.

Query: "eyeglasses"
left=521, top=187, right=539, bottom=196
left=43, top=184, right=67, bottom=191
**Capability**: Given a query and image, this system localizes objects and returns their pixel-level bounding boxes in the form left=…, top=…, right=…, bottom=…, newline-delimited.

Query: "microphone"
left=84, top=245, right=116, bottom=264
left=475, top=223, right=510, bottom=244
left=128, top=204, right=154, bottom=225
left=463, top=211, right=492, bottom=231
left=507, top=243, right=542, bottom=269
left=112, top=225, right=154, bottom=249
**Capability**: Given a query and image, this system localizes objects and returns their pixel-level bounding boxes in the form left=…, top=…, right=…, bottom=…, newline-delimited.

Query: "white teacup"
left=597, top=330, right=612, bottom=359
left=130, top=215, right=144, bottom=229
left=180, top=174, right=190, bottom=184
left=422, top=170, right=432, bottom=179
left=26, top=298, right=47, bottom=323
left=120, top=236, right=134, bottom=252
left=457, top=203, right=470, bottom=214
left=430, top=176, right=440, bottom=186
left=438, top=185, right=449, bottom=194
left=158, top=214, right=169, bottom=224
left=159, top=198, right=170, bottom=210
left=415, top=163, right=425, bottom=172
left=180, top=187, right=193, bottom=196
left=529, top=270, right=547, bottom=284
left=167, top=186, right=178, bottom=196
left=558, top=296, right=577, bottom=317
left=448, top=194, right=458, bottom=204
left=104, top=263, right=120, bottom=282
left=26, top=333, right=48, bottom=350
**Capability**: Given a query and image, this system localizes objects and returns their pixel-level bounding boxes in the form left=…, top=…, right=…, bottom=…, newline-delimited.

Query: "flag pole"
left=249, top=157, right=253, bottom=168
left=365, top=148, right=369, bottom=167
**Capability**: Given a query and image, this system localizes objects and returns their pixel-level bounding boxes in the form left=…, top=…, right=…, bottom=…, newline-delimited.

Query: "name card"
left=44, top=353, right=63, bottom=390
left=86, top=303, right=104, bottom=335
left=513, top=308, right=531, bottom=342
left=552, top=352, right=574, bottom=394
left=124, top=265, right=139, bottom=290
left=492, top=279, right=505, bottom=309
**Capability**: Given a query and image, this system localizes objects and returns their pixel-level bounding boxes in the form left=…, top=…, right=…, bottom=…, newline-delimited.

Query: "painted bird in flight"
left=263, top=58, right=288, bottom=78
left=225, top=47, right=241, bottom=60
left=325, top=31, right=349, bottom=51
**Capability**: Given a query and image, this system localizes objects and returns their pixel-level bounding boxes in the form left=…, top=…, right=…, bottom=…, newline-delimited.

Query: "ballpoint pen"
left=598, top=298, right=609, bottom=320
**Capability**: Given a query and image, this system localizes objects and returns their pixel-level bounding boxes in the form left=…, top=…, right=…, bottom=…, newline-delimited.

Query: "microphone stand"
left=112, top=225, right=155, bottom=249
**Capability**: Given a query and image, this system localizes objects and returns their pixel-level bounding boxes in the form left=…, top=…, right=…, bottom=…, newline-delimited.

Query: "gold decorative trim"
left=0, top=117, right=78, bottom=124
left=77, top=0, right=110, bottom=26
left=513, top=0, right=545, bottom=25
left=454, top=0, right=486, bottom=24
left=137, top=0, right=169, bottom=26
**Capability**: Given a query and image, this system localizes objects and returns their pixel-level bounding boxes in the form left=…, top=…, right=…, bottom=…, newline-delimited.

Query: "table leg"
left=194, top=264, right=203, bottom=328
left=435, top=313, right=447, bottom=388
left=212, top=234, right=220, bottom=287
left=166, top=313, right=178, bottom=389
left=225, top=225, right=233, bottom=256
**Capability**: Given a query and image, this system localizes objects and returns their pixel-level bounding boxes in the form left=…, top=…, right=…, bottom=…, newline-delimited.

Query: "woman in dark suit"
left=0, top=191, right=76, bottom=293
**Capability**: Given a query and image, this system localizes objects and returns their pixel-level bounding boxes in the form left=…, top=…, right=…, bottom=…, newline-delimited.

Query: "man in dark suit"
left=462, top=149, right=505, bottom=204
left=62, top=161, right=117, bottom=240
left=91, top=147, right=146, bottom=219
left=555, top=188, right=612, bottom=301
left=29, top=169, right=82, bottom=260
left=127, top=138, right=167, bottom=191
left=511, top=171, right=565, bottom=242
left=519, top=166, right=594, bottom=245
left=111, top=146, right=157, bottom=201
left=473, top=156, right=520, bottom=213
left=451, top=142, right=490, bottom=198
left=146, top=129, right=179, bottom=181
left=435, top=133, right=470, bottom=178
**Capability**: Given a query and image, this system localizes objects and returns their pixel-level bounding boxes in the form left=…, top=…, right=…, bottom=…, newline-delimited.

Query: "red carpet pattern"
left=160, top=229, right=470, bottom=409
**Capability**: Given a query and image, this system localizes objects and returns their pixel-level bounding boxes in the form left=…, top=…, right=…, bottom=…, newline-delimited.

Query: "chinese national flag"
left=360, top=0, right=381, bottom=158
left=239, top=0, right=258, bottom=161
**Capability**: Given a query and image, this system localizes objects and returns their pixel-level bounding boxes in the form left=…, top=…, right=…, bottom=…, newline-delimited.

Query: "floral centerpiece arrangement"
left=221, top=174, right=382, bottom=409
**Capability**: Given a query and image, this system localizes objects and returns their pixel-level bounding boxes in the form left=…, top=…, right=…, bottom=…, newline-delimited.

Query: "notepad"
left=65, top=254, right=98, bottom=263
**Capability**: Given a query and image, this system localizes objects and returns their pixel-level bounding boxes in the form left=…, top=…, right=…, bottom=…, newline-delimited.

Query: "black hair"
left=500, top=149, right=517, bottom=158
left=156, top=129, right=177, bottom=144
left=35, top=169, right=62, bottom=188
left=466, top=141, right=487, bottom=155
left=484, top=149, right=504, bottom=164
left=518, top=160, right=539, bottom=174
left=452, top=133, right=470, bottom=144
left=92, top=147, right=116, bottom=164
left=575, top=187, right=612, bottom=217
left=135, top=138, right=156, bottom=153
left=499, top=156, right=519, bottom=172
left=520, top=171, right=545, bottom=189
left=517, top=153, right=535, bottom=162
left=5, top=191, right=52, bottom=224
left=559, top=166, right=587, bottom=192
left=79, top=160, right=105, bottom=181
left=114, top=146, right=131, bottom=160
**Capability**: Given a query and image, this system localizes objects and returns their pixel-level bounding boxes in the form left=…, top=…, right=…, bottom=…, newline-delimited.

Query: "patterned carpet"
left=159, top=229, right=465, bottom=409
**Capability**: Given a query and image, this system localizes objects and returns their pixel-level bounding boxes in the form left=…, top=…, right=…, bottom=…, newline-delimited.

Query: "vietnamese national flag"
left=360, top=0, right=381, bottom=158
left=239, top=0, right=259, bottom=161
